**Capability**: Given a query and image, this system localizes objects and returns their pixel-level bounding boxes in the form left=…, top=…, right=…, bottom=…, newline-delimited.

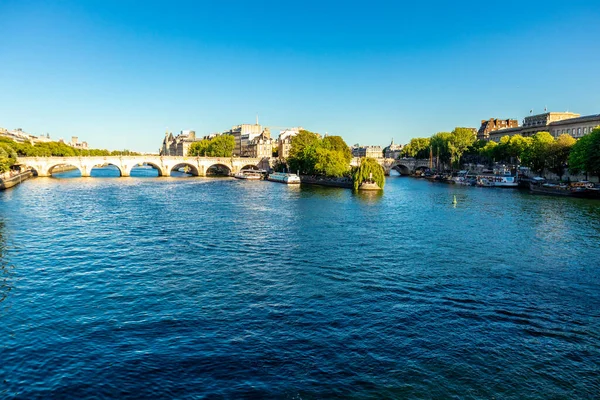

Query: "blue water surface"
left=1, top=174, right=599, bottom=398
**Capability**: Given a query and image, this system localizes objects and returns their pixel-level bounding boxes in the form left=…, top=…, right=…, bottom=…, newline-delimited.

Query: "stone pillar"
left=120, top=165, right=130, bottom=177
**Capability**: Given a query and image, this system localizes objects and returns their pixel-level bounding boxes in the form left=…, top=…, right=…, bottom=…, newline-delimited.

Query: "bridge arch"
left=206, top=163, right=231, bottom=176
left=391, top=164, right=411, bottom=175
left=48, top=164, right=82, bottom=178
left=90, top=163, right=122, bottom=177
left=170, top=163, right=199, bottom=177
left=241, top=164, right=259, bottom=170
left=129, top=162, right=163, bottom=177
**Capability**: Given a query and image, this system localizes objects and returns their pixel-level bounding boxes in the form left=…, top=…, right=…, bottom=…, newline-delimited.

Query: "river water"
left=1, top=171, right=599, bottom=398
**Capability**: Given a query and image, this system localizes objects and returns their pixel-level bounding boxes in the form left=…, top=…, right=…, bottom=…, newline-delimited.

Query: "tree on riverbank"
left=286, top=130, right=352, bottom=177
left=0, top=137, right=140, bottom=158
left=401, top=137, right=430, bottom=159
left=188, top=135, right=235, bottom=157
left=352, top=157, right=385, bottom=190
left=568, top=127, right=600, bottom=179
left=0, top=142, right=17, bottom=173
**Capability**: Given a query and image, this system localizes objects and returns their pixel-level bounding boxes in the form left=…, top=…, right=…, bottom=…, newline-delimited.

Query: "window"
left=578, top=128, right=581, bottom=135
left=572, top=128, right=576, bottom=135
left=584, top=127, right=588, bottom=134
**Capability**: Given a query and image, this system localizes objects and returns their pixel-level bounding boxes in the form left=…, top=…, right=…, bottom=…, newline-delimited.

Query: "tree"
left=448, top=127, right=476, bottom=169
left=429, top=132, right=452, bottom=165
left=287, top=130, right=320, bottom=174
left=522, top=131, right=554, bottom=174
left=568, top=133, right=593, bottom=176
left=479, top=140, right=498, bottom=162
left=321, top=135, right=352, bottom=164
left=0, top=143, right=17, bottom=173
left=352, top=157, right=385, bottom=190
left=587, top=128, right=600, bottom=179
left=548, top=134, right=576, bottom=180
left=188, top=140, right=211, bottom=156
left=507, top=135, right=532, bottom=165
left=401, top=137, right=430, bottom=159
left=206, top=135, right=235, bottom=157
left=314, top=147, right=349, bottom=177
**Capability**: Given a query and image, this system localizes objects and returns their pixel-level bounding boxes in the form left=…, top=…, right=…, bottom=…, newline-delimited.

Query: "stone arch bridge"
left=17, top=156, right=269, bottom=177
left=351, top=157, right=432, bottom=175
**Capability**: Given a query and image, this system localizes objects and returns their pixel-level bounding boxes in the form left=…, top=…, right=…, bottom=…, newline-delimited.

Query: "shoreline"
left=0, top=170, right=33, bottom=190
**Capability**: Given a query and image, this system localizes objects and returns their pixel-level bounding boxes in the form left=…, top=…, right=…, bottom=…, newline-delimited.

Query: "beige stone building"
left=548, top=114, right=600, bottom=138
left=488, top=111, right=587, bottom=142
left=352, top=145, right=383, bottom=158
left=246, top=133, right=274, bottom=158
left=225, top=123, right=263, bottom=156
left=478, top=118, right=519, bottom=141
left=160, top=130, right=197, bottom=156
left=383, top=139, right=403, bottom=159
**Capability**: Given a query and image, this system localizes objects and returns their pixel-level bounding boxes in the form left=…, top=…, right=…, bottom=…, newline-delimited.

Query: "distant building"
left=225, top=123, right=263, bottom=157
left=160, top=130, right=198, bottom=156
left=61, top=136, right=88, bottom=150
left=383, top=138, right=403, bottom=159
left=277, top=127, right=303, bottom=159
left=246, top=132, right=274, bottom=158
left=548, top=114, right=600, bottom=139
left=478, top=118, right=519, bottom=141
left=1, top=128, right=52, bottom=144
left=488, top=111, right=585, bottom=142
left=352, top=145, right=383, bottom=159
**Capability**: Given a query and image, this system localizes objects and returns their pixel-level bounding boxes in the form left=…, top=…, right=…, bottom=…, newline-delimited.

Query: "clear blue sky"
left=1, top=0, right=599, bottom=152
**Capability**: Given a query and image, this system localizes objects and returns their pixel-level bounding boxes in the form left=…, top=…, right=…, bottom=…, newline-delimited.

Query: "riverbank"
left=300, top=175, right=353, bottom=189
left=0, top=170, right=33, bottom=190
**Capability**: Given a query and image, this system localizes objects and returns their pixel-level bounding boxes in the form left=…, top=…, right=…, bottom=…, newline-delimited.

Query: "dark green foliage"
left=286, top=130, right=351, bottom=178
left=188, top=136, right=235, bottom=157
left=352, top=157, right=385, bottom=191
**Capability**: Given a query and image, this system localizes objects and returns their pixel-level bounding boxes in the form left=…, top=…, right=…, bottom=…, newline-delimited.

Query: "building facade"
left=477, top=118, right=519, bottom=141
left=160, top=130, right=198, bottom=156
left=277, top=127, right=303, bottom=159
left=548, top=114, right=600, bottom=139
left=383, top=139, right=403, bottom=159
left=352, top=145, right=383, bottom=158
left=225, top=124, right=263, bottom=157
left=1, top=127, right=52, bottom=144
left=246, top=133, right=274, bottom=158
left=487, top=111, right=589, bottom=142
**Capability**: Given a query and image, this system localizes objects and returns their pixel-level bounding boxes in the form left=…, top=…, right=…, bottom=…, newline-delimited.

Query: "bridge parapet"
left=17, top=156, right=268, bottom=177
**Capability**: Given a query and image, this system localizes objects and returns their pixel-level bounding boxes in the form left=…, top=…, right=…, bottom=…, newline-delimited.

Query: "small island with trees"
left=278, top=130, right=385, bottom=191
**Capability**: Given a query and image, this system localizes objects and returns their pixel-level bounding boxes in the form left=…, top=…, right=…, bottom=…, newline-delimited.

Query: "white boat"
left=476, top=174, right=518, bottom=187
left=234, top=170, right=263, bottom=180
left=267, top=172, right=301, bottom=184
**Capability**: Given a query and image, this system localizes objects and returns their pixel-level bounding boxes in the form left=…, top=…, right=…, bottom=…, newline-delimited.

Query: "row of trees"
left=287, top=130, right=353, bottom=177
left=188, top=135, right=235, bottom=157
left=402, top=126, right=600, bottom=178
left=401, top=128, right=477, bottom=168
left=0, top=137, right=140, bottom=173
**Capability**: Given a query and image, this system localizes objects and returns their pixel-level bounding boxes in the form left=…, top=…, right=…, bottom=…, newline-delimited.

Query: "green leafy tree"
left=0, top=143, right=17, bottom=173
left=547, top=134, right=576, bottom=180
left=479, top=140, right=498, bottom=162
left=507, top=135, right=532, bottom=164
left=287, top=130, right=320, bottom=174
left=568, top=133, right=593, bottom=176
left=206, top=135, right=235, bottom=157
left=321, top=135, right=352, bottom=164
left=569, top=128, right=600, bottom=179
left=429, top=132, right=452, bottom=164
left=522, top=131, right=554, bottom=173
left=352, top=157, right=385, bottom=190
left=401, top=137, right=430, bottom=159
left=448, top=127, right=476, bottom=169
left=314, top=147, right=349, bottom=177
left=188, top=140, right=211, bottom=156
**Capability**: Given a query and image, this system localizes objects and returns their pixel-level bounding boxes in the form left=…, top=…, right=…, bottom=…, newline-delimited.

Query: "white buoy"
left=452, top=195, right=457, bottom=205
